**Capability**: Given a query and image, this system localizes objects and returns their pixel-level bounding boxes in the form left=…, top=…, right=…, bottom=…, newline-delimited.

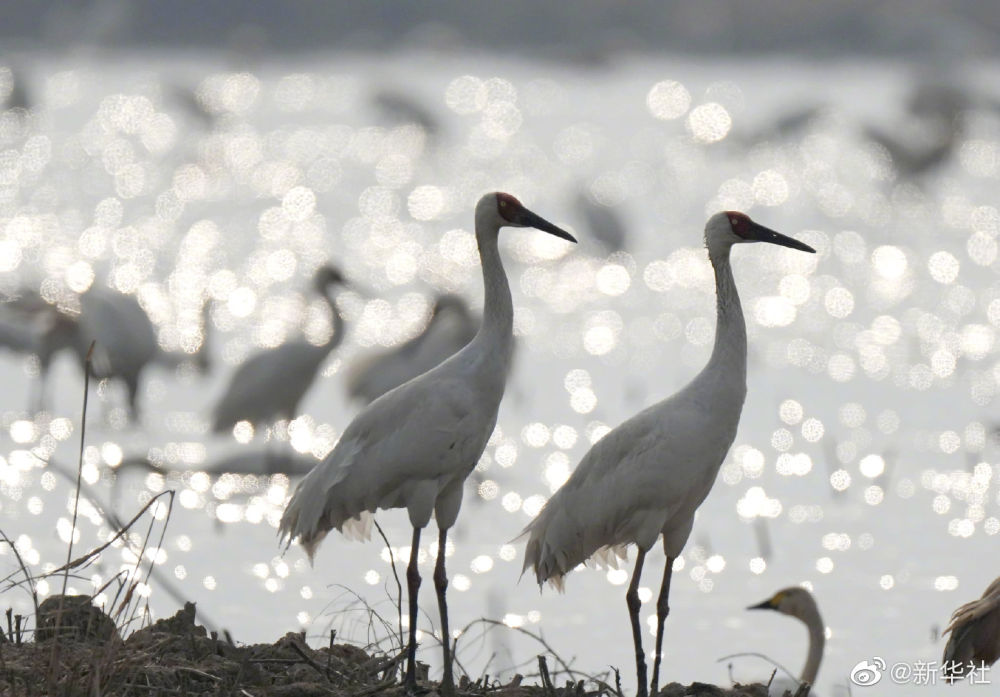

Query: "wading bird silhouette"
left=521, top=211, right=815, bottom=697
left=942, top=575, right=1000, bottom=681
left=0, top=312, right=55, bottom=356
left=4, top=287, right=210, bottom=418
left=78, top=286, right=172, bottom=419
left=112, top=449, right=317, bottom=521
left=0, top=309, right=70, bottom=408
left=345, top=293, right=478, bottom=405
left=748, top=587, right=824, bottom=694
left=280, top=192, right=575, bottom=696
left=575, top=186, right=627, bottom=253
left=211, top=264, right=348, bottom=435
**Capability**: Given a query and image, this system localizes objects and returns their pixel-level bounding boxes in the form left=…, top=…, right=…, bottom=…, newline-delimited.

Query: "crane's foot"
left=403, top=660, right=432, bottom=695
left=403, top=678, right=433, bottom=696
left=438, top=677, right=457, bottom=697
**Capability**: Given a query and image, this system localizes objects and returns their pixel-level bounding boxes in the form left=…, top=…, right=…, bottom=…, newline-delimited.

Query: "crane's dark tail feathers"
left=520, top=520, right=631, bottom=594
left=300, top=532, right=327, bottom=565
left=518, top=527, right=569, bottom=592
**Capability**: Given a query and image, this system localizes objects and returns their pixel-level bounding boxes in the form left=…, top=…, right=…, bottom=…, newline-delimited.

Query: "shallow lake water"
left=1, top=50, right=998, bottom=695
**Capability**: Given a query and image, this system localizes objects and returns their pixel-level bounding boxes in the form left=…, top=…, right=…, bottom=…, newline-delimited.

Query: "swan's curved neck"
left=800, top=606, right=825, bottom=686
left=320, top=286, right=345, bottom=354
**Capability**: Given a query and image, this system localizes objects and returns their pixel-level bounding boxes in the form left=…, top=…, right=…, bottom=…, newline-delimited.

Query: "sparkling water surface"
left=1, top=51, right=999, bottom=696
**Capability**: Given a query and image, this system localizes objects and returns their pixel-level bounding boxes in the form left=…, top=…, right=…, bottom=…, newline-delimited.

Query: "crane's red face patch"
left=496, top=192, right=522, bottom=222
left=725, top=211, right=752, bottom=238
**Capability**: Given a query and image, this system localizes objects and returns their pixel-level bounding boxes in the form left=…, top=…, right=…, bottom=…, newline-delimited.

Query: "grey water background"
left=4, top=1, right=1000, bottom=57
left=1, top=3, right=1000, bottom=696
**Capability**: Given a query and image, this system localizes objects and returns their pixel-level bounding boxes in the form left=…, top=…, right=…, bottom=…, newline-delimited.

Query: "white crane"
left=942, top=575, right=1000, bottom=681
left=345, top=293, right=478, bottom=405
left=748, top=586, right=825, bottom=694
left=211, top=264, right=348, bottom=435
left=78, top=287, right=212, bottom=419
left=78, top=285, right=162, bottom=417
left=3, top=287, right=210, bottom=417
left=521, top=211, right=814, bottom=697
left=280, top=192, right=575, bottom=696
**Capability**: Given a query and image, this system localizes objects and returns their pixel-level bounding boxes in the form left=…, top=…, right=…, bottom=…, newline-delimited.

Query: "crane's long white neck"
left=703, top=248, right=747, bottom=391
left=470, top=209, right=514, bottom=372
left=800, top=605, right=825, bottom=686
left=320, top=286, right=346, bottom=354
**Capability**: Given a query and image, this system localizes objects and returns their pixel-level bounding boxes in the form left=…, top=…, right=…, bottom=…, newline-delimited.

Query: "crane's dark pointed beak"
left=517, top=208, right=577, bottom=243
left=747, top=598, right=776, bottom=611
left=748, top=222, right=815, bottom=253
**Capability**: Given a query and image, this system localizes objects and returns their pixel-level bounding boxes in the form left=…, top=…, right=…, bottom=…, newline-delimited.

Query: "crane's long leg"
left=404, top=526, right=422, bottom=692
left=264, top=426, right=280, bottom=475
left=126, top=375, right=142, bottom=424
left=433, top=527, right=455, bottom=697
left=31, top=364, right=47, bottom=413
left=649, top=553, right=674, bottom=694
left=626, top=548, right=649, bottom=697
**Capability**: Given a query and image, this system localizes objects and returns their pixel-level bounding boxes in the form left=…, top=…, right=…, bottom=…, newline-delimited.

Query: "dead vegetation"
left=0, top=346, right=785, bottom=696
left=0, top=596, right=775, bottom=696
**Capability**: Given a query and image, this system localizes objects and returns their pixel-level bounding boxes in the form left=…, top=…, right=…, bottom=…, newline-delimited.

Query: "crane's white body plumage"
left=523, top=364, right=744, bottom=587
left=282, top=323, right=511, bottom=555
left=523, top=213, right=748, bottom=587
left=520, top=211, right=813, bottom=697
left=280, top=197, right=518, bottom=557
left=279, top=192, right=574, bottom=697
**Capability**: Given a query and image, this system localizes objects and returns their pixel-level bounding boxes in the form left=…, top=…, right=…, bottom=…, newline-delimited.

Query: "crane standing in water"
left=211, top=264, right=348, bottom=435
left=521, top=211, right=815, bottom=697
left=280, top=193, right=575, bottom=697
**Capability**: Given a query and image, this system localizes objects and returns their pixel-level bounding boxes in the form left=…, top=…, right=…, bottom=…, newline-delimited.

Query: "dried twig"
left=289, top=639, right=344, bottom=682
left=61, top=340, right=96, bottom=597
left=0, top=529, right=40, bottom=615
left=36, top=492, right=173, bottom=580
left=48, top=341, right=97, bottom=695
left=455, top=618, right=581, bottom=680
left=538, top=655, right=555, bottom=697
left=715, top=652, right=799, bottom=685
left=350, top=676, right=398, bottom=697
left=792, top=682, right=812, bottom=697
left=175, top=665, right=222, bottom=682
left=326, top=584, right=403, bottom=656
left=372, top=517, right=403, bottom=653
